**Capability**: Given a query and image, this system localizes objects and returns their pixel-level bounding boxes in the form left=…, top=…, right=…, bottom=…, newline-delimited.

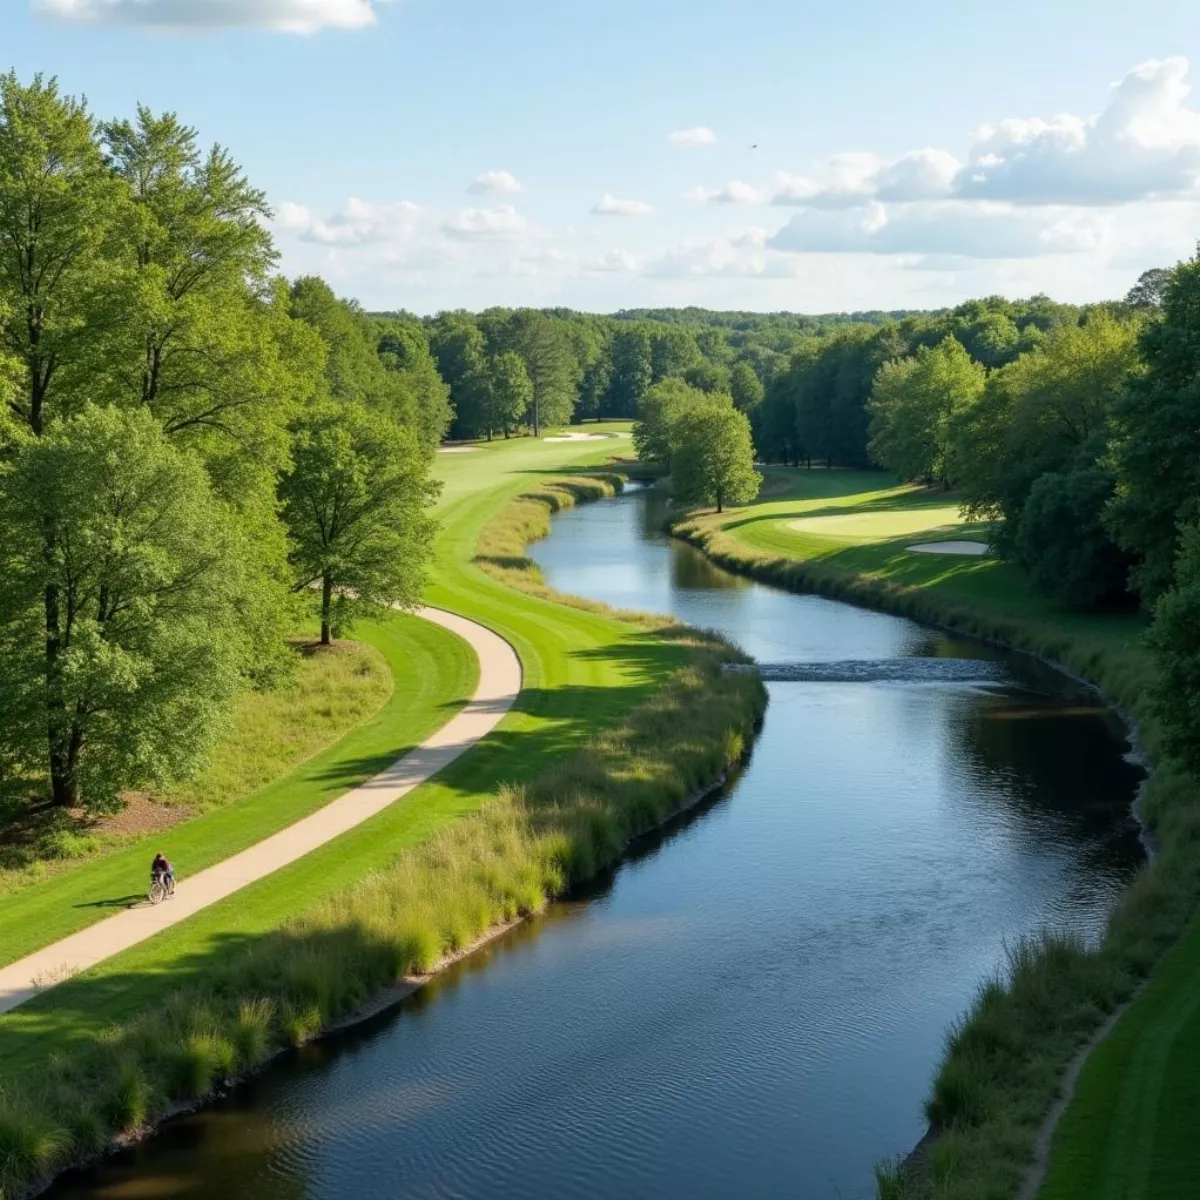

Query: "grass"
left=671, top=465, right=1200, bottom=1200
left=0, top=640, right=394, bottom=897
left=0, top=613, right=477, bottom=967
left=0, top=427, right=767, bottom=1196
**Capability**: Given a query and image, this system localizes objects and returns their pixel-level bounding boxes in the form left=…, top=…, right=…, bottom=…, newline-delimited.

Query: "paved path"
left=0, top=607, right=522, bottom=1016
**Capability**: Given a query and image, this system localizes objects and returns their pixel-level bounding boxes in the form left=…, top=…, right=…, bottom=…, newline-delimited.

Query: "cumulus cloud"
left=441, top=205, right=531, bottom=240
left=957, top=57, right=1200, bottom=203
left=591, top=193, right=655, bottom=217
left=33, top=0, right=388, bottom=33
left=468, top=170, right=523, bottom=195
left=273, top=197, right=424, bottom=244
left=773, top=58, right=1200, bottom=209
left=687, top=180, right=764, bottom=205
left=668, top=126, right=717, bottom=147
left=769, top=201, right=1109, bottom=258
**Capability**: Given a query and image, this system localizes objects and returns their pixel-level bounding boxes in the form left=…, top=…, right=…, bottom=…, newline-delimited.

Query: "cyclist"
left=150, top=851, right=175, bottom=893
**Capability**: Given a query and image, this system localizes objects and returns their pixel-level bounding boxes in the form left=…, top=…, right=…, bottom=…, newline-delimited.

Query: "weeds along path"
left=0, top=608, right=521, bottom=1016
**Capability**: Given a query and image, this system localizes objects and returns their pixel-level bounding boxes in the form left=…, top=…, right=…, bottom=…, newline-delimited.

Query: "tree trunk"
left=717, top=491, right=724, bottom=514
left=532, top=395, right=541, bottom=438
left=320, top=573, right=333, bottom=646
left=45, top=578, right=77, bottom=807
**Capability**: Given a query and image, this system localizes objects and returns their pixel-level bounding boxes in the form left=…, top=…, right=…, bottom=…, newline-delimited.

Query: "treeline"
left=416, top=305, right=904, bottom=440
left=0, top=76, right=447, bottom=816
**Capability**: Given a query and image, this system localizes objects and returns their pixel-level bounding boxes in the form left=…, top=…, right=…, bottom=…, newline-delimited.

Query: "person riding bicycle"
left=150, top=852, right=174, bottom=891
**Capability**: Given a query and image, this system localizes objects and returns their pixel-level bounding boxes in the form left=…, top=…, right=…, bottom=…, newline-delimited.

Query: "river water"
left=52, top=486, right=1145, bottom=1200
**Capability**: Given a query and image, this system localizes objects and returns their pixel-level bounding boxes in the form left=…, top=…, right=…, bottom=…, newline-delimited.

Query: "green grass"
left=0, top=428, right=767, bottom=1196
left=671, top=466, right=1200, bottom=1200
left=0, top=613, right=477, bottom=967
left=0, top=640, right=395, bottom=896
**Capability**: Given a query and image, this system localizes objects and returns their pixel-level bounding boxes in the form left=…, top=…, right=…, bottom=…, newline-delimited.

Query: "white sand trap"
left=908, top=540, right=990, bottom=556
left=542, top=430, right=628, bottom=443
left=437, top=446, right=480, bottom=454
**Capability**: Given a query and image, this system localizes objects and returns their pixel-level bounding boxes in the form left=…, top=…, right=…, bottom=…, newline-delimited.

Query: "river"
left=51, top=485, right=1144, bottom=1200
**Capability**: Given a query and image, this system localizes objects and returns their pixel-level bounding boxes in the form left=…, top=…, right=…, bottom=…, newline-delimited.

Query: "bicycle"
left=148, top=873, right=176, bottom=905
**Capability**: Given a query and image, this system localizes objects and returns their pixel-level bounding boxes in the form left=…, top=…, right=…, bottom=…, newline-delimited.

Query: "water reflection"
left=52, top=485, right=1143, bottom=1200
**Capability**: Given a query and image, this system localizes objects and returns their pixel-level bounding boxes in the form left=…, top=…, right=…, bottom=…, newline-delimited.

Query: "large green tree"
left=482, top=350, right=532, bottom=439
left=868, top=338, right=984, bottom=486
left=1108, top=253, right=1200, bottom=600
left=605, top=326, right=653, bottom=418
left=502, top=310, right=577, bottom=434
left=0, top=405, right=249, bottom=809
left=632, top=377, right=703, bottom=470
left=672, top=398, right=761, bottom=513
left=280, top=401, right=438, bottom=645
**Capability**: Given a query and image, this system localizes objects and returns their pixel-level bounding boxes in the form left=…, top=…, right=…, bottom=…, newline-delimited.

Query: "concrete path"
left=0, top=607, right=521, bottom=1016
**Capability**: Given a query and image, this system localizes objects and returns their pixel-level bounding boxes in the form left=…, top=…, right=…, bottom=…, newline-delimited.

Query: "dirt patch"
left=288, top=637, right=361, bottom=657
left=89, top=793, right=192, bottom=839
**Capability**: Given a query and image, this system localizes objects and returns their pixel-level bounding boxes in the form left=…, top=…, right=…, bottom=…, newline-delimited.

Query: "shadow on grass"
left=72, top=894, right=144, bottom=911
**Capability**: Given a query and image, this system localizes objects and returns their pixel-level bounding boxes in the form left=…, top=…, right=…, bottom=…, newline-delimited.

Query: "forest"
left=4, top=67, right=1200, bottom=831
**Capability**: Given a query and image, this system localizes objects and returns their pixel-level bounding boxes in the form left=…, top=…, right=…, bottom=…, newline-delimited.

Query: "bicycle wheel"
left=148, top=880, right=165, bottom=905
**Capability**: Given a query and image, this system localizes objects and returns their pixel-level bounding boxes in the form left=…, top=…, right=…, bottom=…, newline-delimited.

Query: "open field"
left=672, top=466, right=1200, bottom=1200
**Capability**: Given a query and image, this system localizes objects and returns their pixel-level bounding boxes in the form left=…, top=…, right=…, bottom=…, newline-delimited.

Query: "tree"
left=280, top=401, right=438, bottom=646
left=1148, top=522, right=1200, bottom=775
left=1125, top=267, right=1174, bottom=310
left=1107, top=253, right=1200, bottom=600
left=429, top=313, right=488, bottom=439
left=868, top=339, right=985, bottom=486
left=482, top=351, right=532, bottom=439
left=632, top=377, right=702, bottom=469
left=683, top=360, right=732, bottom=394
left=1015, top=464, right=1132, bottom=609
left=672, top=399, right=761, bottom=513
left=0, top=406, right=248, bottom=809
left=503, top=311, right=576, bottom=434
left=0, top=74, right=126, bottom=439
left=730, top=361, right=765, bottom=414
left=376, top=316, right=453, bottom=451
left=605, top=326, right=653, bottom=417
left=649, top=325, right=700, bottom=382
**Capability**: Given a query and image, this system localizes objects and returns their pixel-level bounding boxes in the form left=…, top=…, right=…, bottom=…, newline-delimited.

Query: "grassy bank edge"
left=673, top=509, right=1200, bottom=1200
left=0, top=476, right=766, bottom=1200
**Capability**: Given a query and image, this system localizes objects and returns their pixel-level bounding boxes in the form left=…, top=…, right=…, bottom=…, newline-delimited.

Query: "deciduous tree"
left=672, top=399, right=761, bottom=513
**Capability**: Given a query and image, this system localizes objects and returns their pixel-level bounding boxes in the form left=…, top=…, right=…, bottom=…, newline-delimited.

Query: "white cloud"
left=769, top=201, right=1109, bottom=258
left=668, top=126, right=717, bottom=147
left=591, top=193, right=655, bottom=217
left=957, top=57, right=1200, bottom=203
left=33, top=0, right=388, bottom=33
left=645, top=226, right=802, bottom=279
left=273, top=196, right=424, bottom=244
left=441, top=204, right=531, bottom=240
left=583, top=250, right=640, bottom=273
left=773, top=58, right=1200, bottom=209
left=468, top=170, right=523, bottom=195
left=687, top=179, right=764, bottom=205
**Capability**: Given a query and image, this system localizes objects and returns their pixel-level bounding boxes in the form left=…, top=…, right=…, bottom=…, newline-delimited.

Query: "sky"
left=8, top=0, right=1200, bottom=314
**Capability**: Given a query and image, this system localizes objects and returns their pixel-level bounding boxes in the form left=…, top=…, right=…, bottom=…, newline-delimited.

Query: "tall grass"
left=0, top=479, right=765, bottom=1200
left=673, top=509, right=1200, bottom=1200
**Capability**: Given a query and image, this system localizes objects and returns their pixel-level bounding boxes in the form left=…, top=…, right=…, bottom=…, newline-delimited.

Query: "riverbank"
left=672, top=466, right=1200, bottom=1200
left=0, top=437, right=765, bottom=1200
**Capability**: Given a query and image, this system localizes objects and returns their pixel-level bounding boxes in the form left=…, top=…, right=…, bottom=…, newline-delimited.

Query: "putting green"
left=786, top=503, right=964, bottom=541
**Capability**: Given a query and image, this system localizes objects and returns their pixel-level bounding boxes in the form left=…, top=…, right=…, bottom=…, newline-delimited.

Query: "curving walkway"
left=0, top=607, right=522, bottom=1016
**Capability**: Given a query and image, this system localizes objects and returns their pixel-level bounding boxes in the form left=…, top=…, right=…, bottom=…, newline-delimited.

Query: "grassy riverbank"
left=674, top=466, right=1200, bottom=1200
left=0, top=431, right=764, bottom=1198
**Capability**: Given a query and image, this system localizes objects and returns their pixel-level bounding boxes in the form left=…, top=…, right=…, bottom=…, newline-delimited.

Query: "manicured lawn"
left=1038, top=912, right=1200, bottom=1200
left=0, top=427, right=703, bottom=1075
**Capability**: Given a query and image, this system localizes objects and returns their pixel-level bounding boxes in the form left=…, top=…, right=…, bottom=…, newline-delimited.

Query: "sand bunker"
left=787, top=505, right=963, bottom=540
left=543, top=431, right=628, bottom=443
left=437, top=446, right=480, bottom=454
left=908, top=540, right=989, bottom=556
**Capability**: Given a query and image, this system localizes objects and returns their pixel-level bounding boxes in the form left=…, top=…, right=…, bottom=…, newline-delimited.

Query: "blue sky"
left=9, top=0, right=1200, bottom=313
